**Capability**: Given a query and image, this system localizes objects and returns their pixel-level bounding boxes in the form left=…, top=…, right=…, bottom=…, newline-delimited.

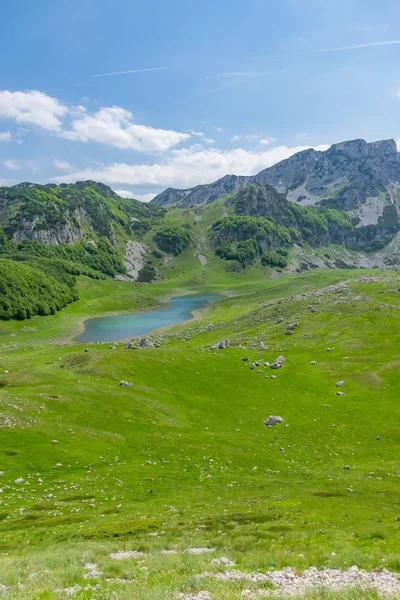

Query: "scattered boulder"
left=139, top=337, right=154, bottom=349
left=109, top=345, right=116, bottom=350
left=270, top=355, right=285, bottom=369
left=310, top=361, right=316, bottom=365
left=259, top=342, right=267, bottom=351
left=119, top=380, right=133, bottom=387
left=343, top=465, right=351, bottom=470
left=335, top=381, right=345, bottom=387
left=265, top=415, right=284, bottom=427
left=242, top=357, right=249, bottom=362
left=286, top=322, right=299, bottom=331
left=285, top=330, right=293, bottom=335
left=210, top=339, right=230, bottom=350
left=249, top=363, right=256, bottom=370
left=270, top=375, right=277, bottom=379
left=376, top=435, right=380, bottom=440
left=337, top=391, right=345, bottom=397
left=206, top=324, right=215, bottom=331
left=277, top=318, right=283, bottom=324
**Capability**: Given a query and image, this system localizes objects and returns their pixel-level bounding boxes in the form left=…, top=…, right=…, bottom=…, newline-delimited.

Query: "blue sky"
left=1, top=0, right=400, bottom=200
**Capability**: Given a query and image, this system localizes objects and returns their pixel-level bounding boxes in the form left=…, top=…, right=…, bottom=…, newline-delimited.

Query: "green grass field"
left=0, top=267, right=399, bottom=598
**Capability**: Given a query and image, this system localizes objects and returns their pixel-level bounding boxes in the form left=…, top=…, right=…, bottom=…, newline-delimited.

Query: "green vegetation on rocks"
left=211, top=188, right=354, bottom=265
left=154, top=226, right=192, bottom=255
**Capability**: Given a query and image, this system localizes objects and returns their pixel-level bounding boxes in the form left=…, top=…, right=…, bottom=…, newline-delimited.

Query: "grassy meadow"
left=0, top=264, right=399, bottom=598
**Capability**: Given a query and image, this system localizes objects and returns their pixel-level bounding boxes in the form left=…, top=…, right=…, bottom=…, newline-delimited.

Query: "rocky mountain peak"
left=151, top=138, right=400, bottom=217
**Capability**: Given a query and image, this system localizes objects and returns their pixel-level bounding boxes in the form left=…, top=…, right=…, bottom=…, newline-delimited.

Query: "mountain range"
left=1, top=136, right=400, bottom=321
left=151, top=138, right=400, bottom=229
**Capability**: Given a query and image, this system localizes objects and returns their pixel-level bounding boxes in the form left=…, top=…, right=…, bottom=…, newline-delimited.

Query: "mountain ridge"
left=151, top=139, right=400, bottom=228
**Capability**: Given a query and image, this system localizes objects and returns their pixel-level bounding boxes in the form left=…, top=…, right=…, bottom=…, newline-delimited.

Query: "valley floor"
left=0, top=269, right=399, bottom=599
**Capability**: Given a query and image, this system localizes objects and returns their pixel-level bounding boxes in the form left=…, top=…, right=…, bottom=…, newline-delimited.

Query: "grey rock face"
left=11, top=213, right=84, bottom=245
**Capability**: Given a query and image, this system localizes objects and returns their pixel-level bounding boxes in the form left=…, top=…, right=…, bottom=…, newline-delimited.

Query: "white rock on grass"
left=264, top=416, right=284, bottom=428
left=110, top=550, right=145, bottom=560
left=178, top=593, right=212, bottom=600
left=211, top=556, right=236, bottom=568
left=185, top=547, right=216, bottom=554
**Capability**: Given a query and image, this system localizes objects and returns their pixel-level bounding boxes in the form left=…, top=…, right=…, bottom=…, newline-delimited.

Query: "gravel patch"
left=209, top=566, right=400, bottom=596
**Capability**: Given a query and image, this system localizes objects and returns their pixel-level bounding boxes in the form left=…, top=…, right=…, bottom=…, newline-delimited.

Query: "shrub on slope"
left=0, top=259, right=77, bottom=320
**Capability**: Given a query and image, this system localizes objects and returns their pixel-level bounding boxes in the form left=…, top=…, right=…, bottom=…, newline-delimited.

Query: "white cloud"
left=53, top=143, right=328, bottom=189
left=188, top=129, right=204, bottom=137
left=396, top=139, right=400, bottom=151
left=0, top=132, right=11, bottom=142
left=53, top=159, right=73, bottom=170
left=231, top=134, right=275, bottom=144
left=187, top=130, right=214, bottom=145
left=115, top=189, right=136, bottom=199
left=3, top=159, right=20, bottom=171
left=0, top=90, right=67, bottom=131
left=214, top=127, right=224, bottom=133
left=134, top=192, right=156, bottom=202
left=260, top=137, right=275, bottom=145
left=114, top=190, right=155, bottom=202
left=61, top=106, right=190, bottom=152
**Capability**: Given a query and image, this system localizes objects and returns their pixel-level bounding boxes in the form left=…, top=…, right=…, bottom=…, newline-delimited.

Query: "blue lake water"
left=76, top=295, right=217, bottom=343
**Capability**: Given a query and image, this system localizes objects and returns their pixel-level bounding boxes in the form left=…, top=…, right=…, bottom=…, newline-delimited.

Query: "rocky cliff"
left=0, top=181, right=126, bottom=246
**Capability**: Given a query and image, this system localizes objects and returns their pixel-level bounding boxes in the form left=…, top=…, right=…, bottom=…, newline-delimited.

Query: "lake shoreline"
left=75, top=293, right=219, bottom=343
